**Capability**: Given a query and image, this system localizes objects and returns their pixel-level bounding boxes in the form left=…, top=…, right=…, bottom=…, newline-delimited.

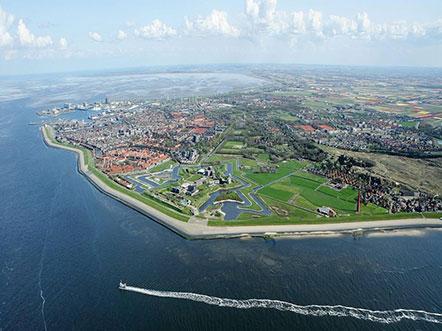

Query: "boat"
left=119, top=281, right=127, bottom=289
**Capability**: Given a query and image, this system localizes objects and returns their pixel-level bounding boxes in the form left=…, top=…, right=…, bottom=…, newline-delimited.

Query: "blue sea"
left=0, top=71, right=442, bottom=330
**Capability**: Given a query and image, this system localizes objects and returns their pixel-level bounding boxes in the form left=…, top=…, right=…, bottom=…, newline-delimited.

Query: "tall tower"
left=356, top=191, right=361, bottom=213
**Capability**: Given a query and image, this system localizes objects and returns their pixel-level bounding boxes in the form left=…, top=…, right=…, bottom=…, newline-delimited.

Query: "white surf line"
left=120, top=286, right=442, bottom=325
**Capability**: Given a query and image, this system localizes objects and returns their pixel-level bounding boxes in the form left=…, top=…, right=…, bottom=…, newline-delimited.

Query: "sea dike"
left=42, top=125, right=442, bottom=240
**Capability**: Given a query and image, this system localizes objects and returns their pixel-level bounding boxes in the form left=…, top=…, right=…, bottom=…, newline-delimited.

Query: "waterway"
left=1, top=72, right=442, bottom=330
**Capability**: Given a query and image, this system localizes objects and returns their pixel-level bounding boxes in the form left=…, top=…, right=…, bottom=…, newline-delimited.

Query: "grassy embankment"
left=208, top=211, right=441, bottom=227
left=44, top=126, right=189, bottom=222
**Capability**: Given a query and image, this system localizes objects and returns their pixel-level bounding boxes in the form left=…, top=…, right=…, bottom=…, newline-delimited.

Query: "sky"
left=0, top=0, right=442, bottom=75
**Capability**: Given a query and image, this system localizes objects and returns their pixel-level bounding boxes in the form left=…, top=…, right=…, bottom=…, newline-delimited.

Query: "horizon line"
left=1, top=62, right=442, bottom=79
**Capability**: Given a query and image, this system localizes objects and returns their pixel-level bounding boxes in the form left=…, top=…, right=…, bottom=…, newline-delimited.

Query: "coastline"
left=41, top=125, right=442, bottom=240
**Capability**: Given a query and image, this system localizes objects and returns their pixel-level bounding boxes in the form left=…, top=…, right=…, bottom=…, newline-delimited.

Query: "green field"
left=208, top=156, right=385, bottom=220
left=294, top=171, right=328, bottom=183
left=250, top=165, right=386, bottom=218
left=272, top=110, right=298, bottom=122
left=258, top=186, right=294, bottom=202
left=317, top=185, right=358, bottom=201
left=290, top=176, right=322, bottom=190
left=245, top=160, right=305, bottom=185
left=207, top=154, right=229, bottom=163
left=223, top=141, right=245, bottom=149
left=148, top=159, right=176, bottom=173
left=400, top=121, right=417, bottom=128
left=217, top=140, right=246, bottom=154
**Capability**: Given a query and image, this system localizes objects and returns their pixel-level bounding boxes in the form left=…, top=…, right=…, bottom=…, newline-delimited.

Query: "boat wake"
left=39, top=289, right=47, bottom=331
left=120, top=285, right=442, bottom=325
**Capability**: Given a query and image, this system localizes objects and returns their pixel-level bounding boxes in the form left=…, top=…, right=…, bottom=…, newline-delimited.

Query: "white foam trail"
left=37, top=176, right=63, bottom=331
left=39, top=289, right=47, bottom=331
left=121, top=286, right=442, bottom=324
left=38, top=237, right=48, bottom=331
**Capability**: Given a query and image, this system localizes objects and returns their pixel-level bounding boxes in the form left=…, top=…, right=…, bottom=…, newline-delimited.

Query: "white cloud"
left=135, top=20, right=177, bottom=40
left=245, top=0, right=260, bottom=19
left=245, top=0, right=276, bottom=25
left=288, top=11, right=306, bottom=35
left=1, top=6, right=65, bottom=60
left=59, top=37, right=68, bottom=49
left=117, top=30, right=127, bottom=40
left=425, top=19, right=442, bottom=40
left=0, top=6, right=14, bottom=47
left=185, top=10, right=240, bottom=37
left=2, top=0, right=442, bottom=65
left=356, top=12, right=371, bottom=36
left=242, top=0, right=442, bottom=44
left=306, top=10, right=323, bottom=37
left=17, top=19, right=53, bottom=48
left=244, top=0, right=280, bottom=36
left=89, top=31, right=103, bottom=42
left=327, top=15, right=357, bottom=36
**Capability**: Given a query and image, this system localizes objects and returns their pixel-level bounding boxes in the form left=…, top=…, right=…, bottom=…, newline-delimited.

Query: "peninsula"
left=42, top=124, right=441, bottom=239
left=40, top=69, right=442, bottom=239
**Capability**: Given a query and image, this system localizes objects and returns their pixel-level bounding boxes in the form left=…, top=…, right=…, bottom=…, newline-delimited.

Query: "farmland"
left=205, top=147, right=390, bottom=225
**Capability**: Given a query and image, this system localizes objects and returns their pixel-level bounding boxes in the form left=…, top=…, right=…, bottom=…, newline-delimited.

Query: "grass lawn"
left=300, top=188, right=358, bottom=212
left=238, top=157, right=260, bottom=168
left=295, top=171, right=328, bottom=184
left=207, top=154, right=229, bottom=163
left=317, top=185, right=358, bottom=202
left=186, top=186, right=219, bottom=209
left=290, top=176, right=322, bottom=190
left=258, top=186, right=294, bottom=202
left=223, top=141, right=245, bottom=149
left=400, top=121, right=417, bottom=128
left=294, top=195, right=319, bottom=211
left=273, top=110, right=298, bottom=122
left=257, top=153, right=270, bottom=162
left=148, top=159, right=176, bottom=173
left=245, top=160, right=304, bottom=185
left=217, top=140, right=246, bottom=154
left=217, top=148, right=243, bottom=155
left=254, top=170, right=386, bottom=217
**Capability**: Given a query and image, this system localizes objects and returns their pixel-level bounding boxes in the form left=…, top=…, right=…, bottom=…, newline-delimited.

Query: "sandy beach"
left=42, top=125, right=442, bottom=240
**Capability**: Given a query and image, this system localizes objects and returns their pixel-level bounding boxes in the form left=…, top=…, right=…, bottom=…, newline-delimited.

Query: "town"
left=42, top=68, right=442, bottom=224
